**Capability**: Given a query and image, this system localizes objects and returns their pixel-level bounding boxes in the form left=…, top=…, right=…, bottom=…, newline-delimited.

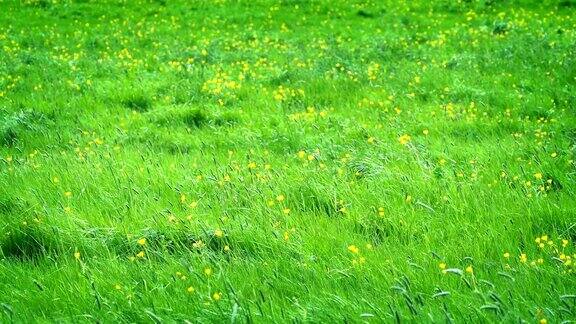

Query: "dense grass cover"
left=1, top=0, right=575, bottom=322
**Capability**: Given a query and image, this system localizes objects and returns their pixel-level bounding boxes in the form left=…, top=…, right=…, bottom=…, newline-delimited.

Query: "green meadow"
left=1, top=0, right=575, bottom=322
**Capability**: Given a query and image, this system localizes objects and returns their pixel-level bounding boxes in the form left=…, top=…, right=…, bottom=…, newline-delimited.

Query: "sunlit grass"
left=1, top=0, right=575, bottom=322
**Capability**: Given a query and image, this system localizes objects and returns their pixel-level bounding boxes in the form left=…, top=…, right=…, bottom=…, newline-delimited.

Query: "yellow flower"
left=422, top=129, right=429, bottom=135
left=398, top=134, right=411, bottom=145
left=136, top=251, right=145, bottom=258
left=167, top=214, right=178, bottom=223
left=248, top=162, right=257, bottom=169
left=520, top=253, right=527, bottom=263
left=283, top=208, right=291, bottom=215
left=503, top=252, right=510, bottom=258
left=465, top=265, right=473, bottom=274
left=64, top=191, right=72, bottom=198
left=180, top=194, right=186, bottom=203
left=212, top=291, right=222, bottom=301
left=534, top=173, right=543, bottom=180
left=297, top=150, right=306, bottom=159
left=204, top=267, right=213, bottom=276
left=348, top=245, right=359, bottom=254
left=137, top=238, right=146, bottom=246
left=367, top=137, right=375, bottom=144
left=187, top=286, right=195, bottom=293
left=192, top=240, right=205, bottom=249
left=439, top=262, right=446, bottom=270
left=276, top=195, right=285, bottom=202
left=214, top=229, right=223, bottom=238
left=74, top=251, right=81, bottom=260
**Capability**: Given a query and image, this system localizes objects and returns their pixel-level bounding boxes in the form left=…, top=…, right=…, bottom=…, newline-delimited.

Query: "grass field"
left=1, top=0, right=576, bottom=322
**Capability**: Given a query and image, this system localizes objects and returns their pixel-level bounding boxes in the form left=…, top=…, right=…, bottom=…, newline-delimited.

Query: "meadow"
left=1, top=0, right=575, bottom=322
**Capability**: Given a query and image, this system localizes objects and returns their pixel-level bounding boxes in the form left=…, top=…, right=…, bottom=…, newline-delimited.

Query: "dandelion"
left=212, top=291, right=222, bottom=301
left=64, top=191, right=72, bottom=198
left=167, top=214, right=178, bottom=223
left=503, top=252, right=510, bottom=258
left=214, top=229, right=224, bottom=238
left=465, top=265, right=473, bottom=274
left=439, top=262, right=446, bottom=270
left=74, top=251, right=81, bottom=260
left=348, top=245, right=359, bottom=254
left=398, top=134, right=411, bottom=145
left=187, top=286, right=195, bottom=293
left=204, top=267, right=213, bottom=276
left=534, top=173, right=543, bottom=180
left=192, top=240, right=205, bottom=249
left=136, top=251, right=145, bottom=258
left=520, top=253, right=527, bottom=263
left=137, top=238, right=146, bottom=246
left=276, top=195, right=285, bottom=202
left=367, top=137, right=375, bottom=144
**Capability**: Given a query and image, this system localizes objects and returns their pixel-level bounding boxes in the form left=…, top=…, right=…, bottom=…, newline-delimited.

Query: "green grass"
left=1, top=0, right=576, bottom=322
